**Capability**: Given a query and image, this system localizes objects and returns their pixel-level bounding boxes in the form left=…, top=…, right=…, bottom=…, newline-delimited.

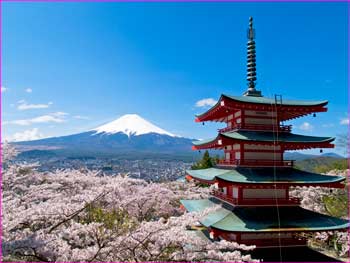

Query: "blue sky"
left=2, top=2, right=348, bottom=155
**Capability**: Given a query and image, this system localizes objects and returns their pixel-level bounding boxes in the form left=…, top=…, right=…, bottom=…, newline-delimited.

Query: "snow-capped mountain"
left=14, top=114, right=194, bottom=159
left=92, top=114, right=175, bottom=137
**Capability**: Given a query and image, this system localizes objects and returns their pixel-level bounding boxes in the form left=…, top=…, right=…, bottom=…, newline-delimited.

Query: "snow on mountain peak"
left=92, top=114, right=175, bottom=137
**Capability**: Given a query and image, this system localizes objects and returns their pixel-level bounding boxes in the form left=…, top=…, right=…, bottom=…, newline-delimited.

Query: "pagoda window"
left=235, top=110, right=241, bottom=117
left=225, top=152, right=230, bottom=161
left=235, top=152, right=241, bottom=160
left=236, top=118, right=241, bottom=124
left=228, top=114, right=233, bottom=121
left=222, top=187, right=227, bottom=195
left=242, top=189, right=286, bottom=199
left=232, top=187, right=238, bottom=198
left=233, top=144, right=240, bottom=150
left=227, top=233, right=237, bottom=241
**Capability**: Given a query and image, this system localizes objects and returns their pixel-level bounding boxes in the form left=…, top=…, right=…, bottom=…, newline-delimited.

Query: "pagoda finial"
left=244, top=17, right=262, bottom=97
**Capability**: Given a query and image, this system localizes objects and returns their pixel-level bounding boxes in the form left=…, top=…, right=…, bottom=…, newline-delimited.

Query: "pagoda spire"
left=243, top=17, right=262, bottom=97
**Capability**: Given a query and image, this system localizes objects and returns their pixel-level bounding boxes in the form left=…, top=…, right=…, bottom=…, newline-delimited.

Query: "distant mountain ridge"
left=284, top=152, right=344, bottom=161
left=15, top=114, right=195, bottom=160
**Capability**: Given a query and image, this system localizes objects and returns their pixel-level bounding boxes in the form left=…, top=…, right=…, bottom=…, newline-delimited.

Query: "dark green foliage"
left=295, top=157, right=347, bottom=173
left=191, top=151, right=219, bottom=170
left=314, top=159, right=348, bottom=174
left=322, top=193, right=349, bottom=218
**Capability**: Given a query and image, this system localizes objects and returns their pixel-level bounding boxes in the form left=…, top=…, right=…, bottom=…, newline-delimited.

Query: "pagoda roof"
left=196, top=94, right=328, bottom=122
left=180, top=198, right=350, bottom=233
left=223, top=94, right=328, bottom=107
left=186, top=167, right=345, bottom=185
left=192, top=131, right=334, bottom=149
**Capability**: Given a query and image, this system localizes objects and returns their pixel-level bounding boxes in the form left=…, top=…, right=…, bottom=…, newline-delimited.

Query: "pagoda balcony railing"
left=217, top=159, right=294, bottom=168
left=218, top=124, right=292, bottom=133
left=211, top=190, right=238, bottom=205
left=211, top=190, right=301, bottom=206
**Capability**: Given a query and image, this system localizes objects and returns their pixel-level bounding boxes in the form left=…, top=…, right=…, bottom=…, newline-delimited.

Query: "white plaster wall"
left=245, top=144, right=281, bottom=150
left=243, top=189, right=286, bottom=199
left=244, top=110, right=277, bottom=117
left=233, top=144, right=240, bottom=150
left=245, top=118, right=276, bottom=125
left=245, top=152, right=282, bottom=160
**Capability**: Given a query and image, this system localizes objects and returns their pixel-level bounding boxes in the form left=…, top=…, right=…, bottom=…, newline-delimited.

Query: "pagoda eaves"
left=195, top=94, right=328, bottom=123
left=192, top=131, right=334, bottom=152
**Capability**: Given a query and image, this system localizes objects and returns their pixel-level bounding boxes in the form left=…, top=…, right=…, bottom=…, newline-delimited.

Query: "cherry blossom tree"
left=2, top=143, right=256, bottom=262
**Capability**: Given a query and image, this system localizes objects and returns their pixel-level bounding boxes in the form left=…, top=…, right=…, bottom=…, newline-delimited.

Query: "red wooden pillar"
left=240, top=143, right=244, bottom=165
left=241, top=110, right=245, bottom=128
left=238, top=186, right=243, bottom=204
left=227, top=185, right=233, bottom=197
left=236, top=233, right=242, bottom=243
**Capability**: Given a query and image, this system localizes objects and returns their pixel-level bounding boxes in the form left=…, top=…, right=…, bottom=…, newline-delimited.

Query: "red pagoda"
left=181, top=17, right=349, bottom=248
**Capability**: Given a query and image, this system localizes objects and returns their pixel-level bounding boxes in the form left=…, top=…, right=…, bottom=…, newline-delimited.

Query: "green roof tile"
left=201, top=208, right=232, bottom=227
left=222, top=131, right=334, bottom=143
left=180, top=199, right=217, bottom=213
left=180, top=198, right=350, bottom=232
left=210, top=206, right=350, bottom=232
left=193, top=131, right=334, bottom=147
left=186, top=167, right=345, bottom=184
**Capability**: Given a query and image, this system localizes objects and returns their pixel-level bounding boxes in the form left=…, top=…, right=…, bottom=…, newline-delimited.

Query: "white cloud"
left=25, top=88, right=33, bottom=93
left=6, top=112, right=67, bottom=126
left=195, top=98, right=217, bottom=108
left=299, top=122, right=314, bottom=131
left=73, top=115, right=89, bottom=120
left=17, top=100, right=53, bottom=110
left=18, top=103, right=50, bottom=110
left=1, top=86, right=7, bottom=93
left=340, top=118, right=349, bottom=125
left=9, top=128, right=44, bottom=142
left=52, top=111, right=68, bottom=117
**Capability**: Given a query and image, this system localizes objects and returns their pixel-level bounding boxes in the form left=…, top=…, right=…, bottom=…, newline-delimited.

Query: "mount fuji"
left=92, top=114, right=176, bottom=137
left=15, top=114, right=195, bottom=159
